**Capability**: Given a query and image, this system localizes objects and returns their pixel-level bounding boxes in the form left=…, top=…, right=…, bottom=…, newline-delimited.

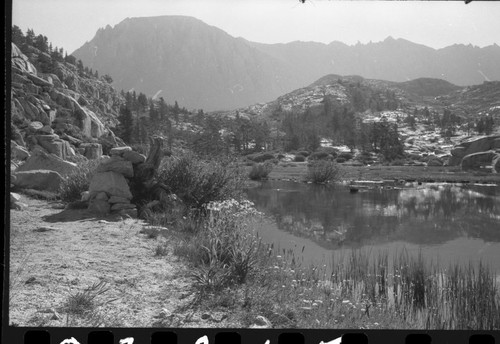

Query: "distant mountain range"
left=73, top=15, right=500, bottom=111
left=220, top=75, right=500, bottom=128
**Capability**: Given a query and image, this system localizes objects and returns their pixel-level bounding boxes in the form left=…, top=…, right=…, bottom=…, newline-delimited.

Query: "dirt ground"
left=8, top=193, right=238, bottom=328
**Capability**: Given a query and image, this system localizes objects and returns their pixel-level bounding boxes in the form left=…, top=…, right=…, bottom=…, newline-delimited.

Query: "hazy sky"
left=11, top=0, right=500, bottom=53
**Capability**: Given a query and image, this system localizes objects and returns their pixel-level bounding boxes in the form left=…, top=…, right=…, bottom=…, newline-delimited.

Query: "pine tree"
left=159, top=97, right=168, bottom=121
left=149, top=99, right=159, bottom=123
left=173, top=101, right=180, bottom=123
left=25, top=28, right=35, bottom=46
left=118, top=105, right=134, bottom=143
left=12, top=25, right=25, bottom=46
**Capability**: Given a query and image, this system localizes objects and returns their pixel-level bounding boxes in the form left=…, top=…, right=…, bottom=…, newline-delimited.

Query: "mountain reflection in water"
left=245, top=181, right=500, bottom=250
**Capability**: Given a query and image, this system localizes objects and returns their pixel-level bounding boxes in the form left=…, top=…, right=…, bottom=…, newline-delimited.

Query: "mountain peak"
left=72, top=16, right=500, bottom=110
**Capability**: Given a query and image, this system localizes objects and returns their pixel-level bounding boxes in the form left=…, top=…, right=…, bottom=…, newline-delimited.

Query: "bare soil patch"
left=9, top=194, right=239, bottom=327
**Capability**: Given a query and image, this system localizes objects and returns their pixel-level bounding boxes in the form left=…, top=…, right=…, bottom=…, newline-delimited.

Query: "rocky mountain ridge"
left=72, top=15, right=500, bottom=111
left=219, top=75, right=500, bottom=170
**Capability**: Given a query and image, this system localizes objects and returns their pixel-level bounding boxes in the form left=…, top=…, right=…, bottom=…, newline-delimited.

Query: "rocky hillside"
left=10, top=42, right=124, bottom=165
left=219, top=75, right=500, bottom=167
left=72, top=16, right=500, bottom=110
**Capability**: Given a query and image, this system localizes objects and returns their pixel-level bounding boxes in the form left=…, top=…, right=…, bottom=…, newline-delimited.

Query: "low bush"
left=59, top=159, right=100, bottom=203
left=246, top=152, right=275, bottom=163
left=390, top=158, right=407, bottom=166
left=297, top=150, right=311, bottom=157
left=129, top=143, right=149, bottom=155
left=157, top=154, right=243, bottom=210
left=336, top=157, right=346, bottom=163
left=248, top=162, right=273, bottom=180
left=317, top=147, right=338, bottom=157
left=308, top=151, right=330, bottom=161
left=294, top=155, right=306, bottom=162
left=338, top=152, right=353, bottom=160
left=307, top=160, right=340, bottom=184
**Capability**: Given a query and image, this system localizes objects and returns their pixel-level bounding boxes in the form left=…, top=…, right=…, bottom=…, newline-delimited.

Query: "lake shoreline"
left=262, top=163, right=500, bottom=185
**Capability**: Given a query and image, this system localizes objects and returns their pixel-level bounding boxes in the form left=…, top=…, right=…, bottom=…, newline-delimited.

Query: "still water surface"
left=245, top=181, right=500, bottom=273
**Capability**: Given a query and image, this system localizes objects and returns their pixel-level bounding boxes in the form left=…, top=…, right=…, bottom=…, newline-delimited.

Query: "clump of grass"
left=306, top=160, right=340, bottom=184
left=194, top=245, right=499, bottom=330
left=64, top=281, right=117, bottom=316
left=141, top=227, right=161, bottom=239
left=248, top=162, right=273, bottom=180
left=174, top=199, right=264, bottom=291
left=154, top=243, right=169, bottom=257
left=59, top=158, right=100, bottom=202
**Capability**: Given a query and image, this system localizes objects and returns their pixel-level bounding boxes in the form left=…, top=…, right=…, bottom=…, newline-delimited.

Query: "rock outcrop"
left=17, top=149, right=78, bottom=176
left=10, top=42, right=123, bottom=170
left=12, top=170, right=63, bottom=192
left=449, top=135, right=500, bottom=166
left=461, top=150, right=498, bottom=171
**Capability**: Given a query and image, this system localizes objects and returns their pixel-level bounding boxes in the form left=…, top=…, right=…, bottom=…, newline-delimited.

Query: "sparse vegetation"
left=156, top=154, right=243, bottom=210
left=246, top=152, right=275, bottom=163
left=58, top=159, right=100, bottom=202
left=64, top=280, right=116, bottom=316
left=294, top=154, right=306, bottom=162
left=190, top=246, right=499, bottom=329
left=173, top=199, right=264, bottom=291
left=306, top=160, right=340, bottom=184
left=154, top=243, right=169, bottom=257
left=248, top=162, right=273, bottom=180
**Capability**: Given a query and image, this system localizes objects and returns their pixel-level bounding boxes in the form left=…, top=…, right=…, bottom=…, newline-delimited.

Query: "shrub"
left=317, top=147, right=338, bottom=157
left=308, top=151, right=330, bottom=161
left=336, top=157, right=346, bottom=163
left=307, top=160, right=340, bottom=184
left=297, top=150, right=311, bottom=157
left=294, top=155, right=306, bottom=162
left=338, top=152, right=353, bottom=160
left=246, top=152, right=275, bottom=163
left=157, top=154, right=243, bottom=210
left=248, top=162, right=273, bottom=180
left=130, top=143, right=149, bottom=155
left=59, top=159, right=100, bottom=202
left=390, top=158, right=407, bottom=166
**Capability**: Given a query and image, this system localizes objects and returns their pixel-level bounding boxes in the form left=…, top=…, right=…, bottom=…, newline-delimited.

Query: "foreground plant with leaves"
left=174, top=199, right=265, bottom=291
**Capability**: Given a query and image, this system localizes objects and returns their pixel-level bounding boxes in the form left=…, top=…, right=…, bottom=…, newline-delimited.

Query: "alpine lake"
left=245, top=180, right=500, bottom=278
